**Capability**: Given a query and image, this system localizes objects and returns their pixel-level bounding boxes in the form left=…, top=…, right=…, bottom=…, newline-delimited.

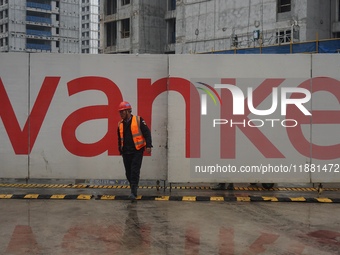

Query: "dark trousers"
left=122, top=150, right=144, bottom=186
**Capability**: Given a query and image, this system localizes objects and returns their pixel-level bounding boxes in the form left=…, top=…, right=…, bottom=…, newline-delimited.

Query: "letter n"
left=138, top=77, right=200, bottom=158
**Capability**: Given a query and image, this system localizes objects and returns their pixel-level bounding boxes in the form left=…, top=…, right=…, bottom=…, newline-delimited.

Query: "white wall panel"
left=1, top=53, right=340, bottom=184
left=310, top=55, right=340, bottom=182
left=27, top=54, right=168, bottom=180
left=0, top=53, right=29, bottom=178
left=168, top=54, right=312, bottom=183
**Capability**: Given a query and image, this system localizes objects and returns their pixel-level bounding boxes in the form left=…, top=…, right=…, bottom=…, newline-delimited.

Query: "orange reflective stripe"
left=118, top=120, right=124, bottom=148
left=131, top=116, right=146, bottom=150
left=118, top=116, right=146, bottom=150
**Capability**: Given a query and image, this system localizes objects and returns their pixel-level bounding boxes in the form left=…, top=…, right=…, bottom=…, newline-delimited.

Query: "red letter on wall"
left=61, top=77, right=122, bottom=157
left=220, top=78, right=285, bottom=159
left=138, top=77, right=200, bottom=158
left=287, top=77, right=340, bottom=159
left=0, top=77, right=60, bottom=154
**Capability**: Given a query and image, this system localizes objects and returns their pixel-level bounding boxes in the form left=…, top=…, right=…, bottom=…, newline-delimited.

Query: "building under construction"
left=0, top=0, right=100, bottom=54
left=101, top=0, right=167, bottom=54
left=101, top=0, right=340, bottom=54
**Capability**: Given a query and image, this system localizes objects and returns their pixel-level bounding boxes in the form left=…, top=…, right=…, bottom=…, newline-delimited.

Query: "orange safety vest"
left=118, top=115, right=146, bottom=150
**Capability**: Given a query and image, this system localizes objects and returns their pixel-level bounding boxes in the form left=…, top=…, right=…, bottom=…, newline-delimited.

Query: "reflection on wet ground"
left=0, top=200, right=339, bottom=255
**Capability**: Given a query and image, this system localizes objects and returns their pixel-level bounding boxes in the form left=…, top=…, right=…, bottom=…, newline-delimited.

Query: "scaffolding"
left=209, top=38, right=340, bottom=54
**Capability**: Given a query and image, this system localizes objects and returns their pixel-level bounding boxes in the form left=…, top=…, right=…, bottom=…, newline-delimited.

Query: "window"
left=122, top=0, right=130, bottom=6
left=121, top=18, right=130, bottom=38
left=167, top=18, right=176, bottom=44
left=81, top=6, right=90, bottom=12
left=3, top=9, right=7, bottom=18
left=106, top=21, right=117, bottom=46
left=278, top=0, right=291, bottom=13
left=168, top=0, right=176, bottom=11
left=0, top=9, right=6, bottom=19
left=106, top=0, right=117, bottom=15
left=276, top=29, right=291, bottom=44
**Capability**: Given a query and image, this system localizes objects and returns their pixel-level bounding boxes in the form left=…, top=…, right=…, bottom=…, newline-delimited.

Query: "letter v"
left=0, top=77, right=60, bottom=154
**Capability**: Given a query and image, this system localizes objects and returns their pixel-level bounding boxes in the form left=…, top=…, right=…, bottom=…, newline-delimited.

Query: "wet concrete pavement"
left=1, top=200, right=340, bottom=255
left=0, top=183, right=340, bottom=254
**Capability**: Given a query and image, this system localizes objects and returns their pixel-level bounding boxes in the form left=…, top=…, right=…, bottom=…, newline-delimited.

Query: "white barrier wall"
left=0, top=53, right=168, bottom=180
left=0, top=53, right=340, bottom=183
left=168, top=54, right=340, bottom=183
left=310, top=55, right=340, bottom=182
left=168, top=54, right=311, bottom=183
left=0, top=54, right=29, bottom=178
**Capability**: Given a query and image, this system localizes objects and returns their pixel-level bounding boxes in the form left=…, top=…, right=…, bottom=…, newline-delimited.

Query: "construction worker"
left=117, top=101, right=152, bottom=200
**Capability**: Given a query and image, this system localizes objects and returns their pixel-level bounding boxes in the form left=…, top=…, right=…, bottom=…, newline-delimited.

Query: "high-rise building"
left=100, top=0, right=340, bottom=54
left=0, top=0, right=100, bottom=54
left=81, top=0, right=100, bottom=54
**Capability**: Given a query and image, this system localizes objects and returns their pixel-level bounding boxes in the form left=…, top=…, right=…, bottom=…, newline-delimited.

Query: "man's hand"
left=146, top=147, right=152, bottom=154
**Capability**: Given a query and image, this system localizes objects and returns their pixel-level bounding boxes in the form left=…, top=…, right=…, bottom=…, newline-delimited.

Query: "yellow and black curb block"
left=0, top=183, right=339, bottom=192
left=1, top=194, right=340, bottom=203
left=0, top=194, right=93, bottom=200
left=95, top=195, right=340, bottom=203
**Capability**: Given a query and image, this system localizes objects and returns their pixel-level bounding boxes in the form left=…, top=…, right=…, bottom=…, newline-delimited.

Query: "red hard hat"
left=118, top=101, right=132, bottom=111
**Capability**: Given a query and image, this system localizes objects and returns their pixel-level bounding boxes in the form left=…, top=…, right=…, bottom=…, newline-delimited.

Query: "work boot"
left=130, top=184, right=138, bottom=199
left=128, top=193, right=136, bottom=200
left=211, top=183, right=226, bottom=190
